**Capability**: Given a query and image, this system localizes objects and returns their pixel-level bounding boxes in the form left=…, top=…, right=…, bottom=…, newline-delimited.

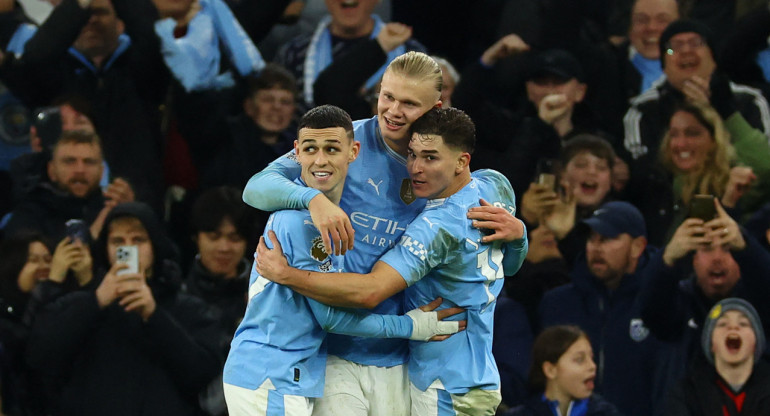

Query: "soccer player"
left=256, top=107, right=528, bottom=415
left=222, top=105, right=462, bottom=416
left=243, top=51, right=521, bottom=416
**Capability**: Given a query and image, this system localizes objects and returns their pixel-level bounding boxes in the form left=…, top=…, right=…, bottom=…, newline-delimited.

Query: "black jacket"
left=507, top=394, right=623, bottom=416
left=2, top=181, right=105, bottom=242
left=665, top=358, right=770, bottom=416
left=0, top=0, right=169, bottom=209
left=25, top=203, right=220, bottom=415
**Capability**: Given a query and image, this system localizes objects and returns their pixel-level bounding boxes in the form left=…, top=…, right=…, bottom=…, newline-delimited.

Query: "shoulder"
left=628, top=86, right=661, bottom=107
left=266, top=210, right=316, bottom=241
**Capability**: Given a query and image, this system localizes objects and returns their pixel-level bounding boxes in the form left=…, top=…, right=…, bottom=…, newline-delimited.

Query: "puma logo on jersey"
left=367, top=178, right=383, bottom=195
left=422, top=217, right=437, bottom=230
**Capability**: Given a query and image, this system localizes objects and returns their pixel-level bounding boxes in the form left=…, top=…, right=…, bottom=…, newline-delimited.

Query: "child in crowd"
left=665, top=298, right=770, bottom=415
left=508, top=325, right=621, bottom=416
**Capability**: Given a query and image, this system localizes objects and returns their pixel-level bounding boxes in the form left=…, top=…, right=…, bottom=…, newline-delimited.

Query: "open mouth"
left=676, top=151, right=692, bottom=160
left=726, top=334, right=742, bottom=352
left=580, top=182, right=598, bottom=194
left=383, top=116, right=406, bottom=128
left=584, top=376, right=595, bottom=390
left=313, top=172, right=331, bottom=178
left=341, top=0, right=359, bottom=8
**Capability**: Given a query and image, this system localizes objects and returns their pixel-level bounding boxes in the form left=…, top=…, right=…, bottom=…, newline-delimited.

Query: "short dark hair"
left=246, top=63, right=298, bottom=99
left=53, top=130, right=102, bottom=154
left=190, top=186, right=254, bottom=240
left=0, top=232, right=50, bottom=314
left=560, top=134, right=616, bottom=170
left=298, top=105, right=354, bottom=140
left=409, top=107, right=475, bottom=154
left=529, top=325, right=588, bottom=392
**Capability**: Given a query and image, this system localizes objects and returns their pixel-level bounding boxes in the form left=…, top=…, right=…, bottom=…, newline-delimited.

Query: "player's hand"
left=308, top=194, right=354, bottom=255
left=468, top=199, right=525, bottom=243
left=376, top=22, right=412, bottom=52
left=481, top=33, right=530, bottom=66
left=407, top=297, right=466, bottom=342
left=255, top=230, right=291, bottom=283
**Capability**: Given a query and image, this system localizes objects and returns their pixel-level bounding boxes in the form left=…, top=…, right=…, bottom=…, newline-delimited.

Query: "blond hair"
left=659, top=103, right=735, bottom=205
left=385, top=51, right=443, bottom=96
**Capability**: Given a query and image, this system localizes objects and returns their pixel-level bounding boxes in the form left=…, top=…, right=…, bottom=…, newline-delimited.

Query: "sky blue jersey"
left=223, top=208, right=414, bottom=397
left=242, top=116, right=426, bottom=366
left=379, top=170, right=528, bottom=393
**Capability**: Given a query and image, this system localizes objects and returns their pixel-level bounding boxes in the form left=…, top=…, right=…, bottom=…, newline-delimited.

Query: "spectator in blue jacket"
left=539, top=201, right=674, bottom=416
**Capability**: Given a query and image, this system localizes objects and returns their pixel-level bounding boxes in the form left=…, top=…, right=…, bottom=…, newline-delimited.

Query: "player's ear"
left=348, top=141, right=361, bottom=162
left=456, top=152, right=470, bottom=173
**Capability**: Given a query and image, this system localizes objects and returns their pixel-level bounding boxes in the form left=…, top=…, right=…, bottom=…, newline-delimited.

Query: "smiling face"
left=16, top=241, right=52, bottom=294
left=666, top=110, right=715, bottom=173
left=629, top=0, right=678, bottom=59
left=407, top=133, right=468, bottom=200
left=562, top=151, right=612, bottom=208
left=196, top=219, right=247, bottom=278
left=325, top=0, right=378, bottom=38
left=663, top=32, right=716, bottom=90
left=296, top=127, right=360, bottom=204
left=712, top=310, right=756, bottom=367
left=246, top=87, right=295, bottom=134
left=377, top=71, right=441, bottom=150
left=544, top=337, right=597, bottom=404
left=694, top=244, right=740, bottom=299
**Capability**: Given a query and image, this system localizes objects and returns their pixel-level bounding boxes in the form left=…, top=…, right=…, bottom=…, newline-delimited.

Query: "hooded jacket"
left=25, top=202, right=220, bottom=416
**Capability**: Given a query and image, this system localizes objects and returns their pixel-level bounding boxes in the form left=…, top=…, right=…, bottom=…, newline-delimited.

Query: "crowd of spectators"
left=2, top=0, right=770, bottom=414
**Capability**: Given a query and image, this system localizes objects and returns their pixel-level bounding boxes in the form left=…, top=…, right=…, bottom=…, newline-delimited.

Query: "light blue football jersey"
left=223, top=208, right=413, bottom=397
left=379, top=170, right=528, bottom=393
left=242, top=116, right=426, bottom=366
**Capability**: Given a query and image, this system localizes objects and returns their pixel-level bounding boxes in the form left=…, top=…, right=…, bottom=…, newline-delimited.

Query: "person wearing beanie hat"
left=666, top=298, right=770, bottom=415
left=622, top=16, right=770, bottom=247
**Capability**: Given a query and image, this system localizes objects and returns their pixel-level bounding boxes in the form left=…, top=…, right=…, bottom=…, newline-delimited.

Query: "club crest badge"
left=400, top=178, right=416, bottom=205
left=629, top=318, right=650, bottom=342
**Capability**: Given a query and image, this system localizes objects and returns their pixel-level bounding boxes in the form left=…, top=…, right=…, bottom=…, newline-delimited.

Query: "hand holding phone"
left=688, top=194, right=717, bottom=222
left=537, top=173, right=557, bottom=191
left=65, top=219, right=89, bottom=244
left=115, top=245, right=139, bottom=276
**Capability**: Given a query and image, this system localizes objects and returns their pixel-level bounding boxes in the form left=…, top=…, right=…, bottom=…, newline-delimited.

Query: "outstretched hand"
left=481, top=34, right=530, bottom=66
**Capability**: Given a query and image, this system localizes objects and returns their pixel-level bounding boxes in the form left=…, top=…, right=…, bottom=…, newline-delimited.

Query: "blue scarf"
left=303, top=14, right=406, bottom=106
left=630, top=47, right=663, bottom=93
left=756, top=45, right=770, bottom=83
left=543, top=394, right=590, bottom=416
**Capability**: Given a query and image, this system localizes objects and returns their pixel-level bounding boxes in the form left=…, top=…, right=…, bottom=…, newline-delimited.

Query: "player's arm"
left=256, top=231, right=406, bottom=309
left=243, top=156, right=355, bottom=255
left=308, top=297, right=465, bottom=341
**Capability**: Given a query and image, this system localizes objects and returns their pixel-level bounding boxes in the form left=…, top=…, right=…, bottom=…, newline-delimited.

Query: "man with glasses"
left=623, top=19, right=770, bottom=164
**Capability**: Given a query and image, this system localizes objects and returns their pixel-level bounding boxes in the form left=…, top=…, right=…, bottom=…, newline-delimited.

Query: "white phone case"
left=116, top=245, right=139, bottom=276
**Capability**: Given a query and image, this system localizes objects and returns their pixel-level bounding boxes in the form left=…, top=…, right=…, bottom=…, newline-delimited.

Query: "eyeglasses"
left=665, top=36, right=706, bottom=55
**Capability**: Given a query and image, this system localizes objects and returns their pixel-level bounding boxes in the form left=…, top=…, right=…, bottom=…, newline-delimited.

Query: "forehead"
left=53, top=142, right=101, bottom=159
left=91, top=0, right=116, bottom=13
left=633, top=0, right=677, bottom=15
left=381, top=71, right=439, bottom=105
left=409, top=133, right=451, bottom=152
left=108, top=217, right=148, bottom=237
left=717, top=309, right=749, bottom=321
left=255, top=87, right=293, bottom=98
left=298, top=127, right=349, bottom=143
left=567, top=150, right=610, bottom=165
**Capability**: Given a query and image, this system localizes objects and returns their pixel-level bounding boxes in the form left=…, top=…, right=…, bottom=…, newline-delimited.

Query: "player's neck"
left=436, top=170, right=471, bottom=199
left=323, top=188, right=343, bottom=206
left=382, top=135, right=409, bottom=157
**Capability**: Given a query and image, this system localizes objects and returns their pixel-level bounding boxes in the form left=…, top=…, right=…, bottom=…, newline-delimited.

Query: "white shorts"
left=224, top=380, right=314, bottom=416
left=312, top=355, right=410, bottom=416
left=410, top=381, right=501, bottom=416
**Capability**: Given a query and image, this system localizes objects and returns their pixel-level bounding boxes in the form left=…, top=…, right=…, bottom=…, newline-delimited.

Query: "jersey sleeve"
left=242, top=150, right=322, bottom=211
left=306, top=299, right=413, bottom=339
left=378, top=213, right=453, bottom=287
